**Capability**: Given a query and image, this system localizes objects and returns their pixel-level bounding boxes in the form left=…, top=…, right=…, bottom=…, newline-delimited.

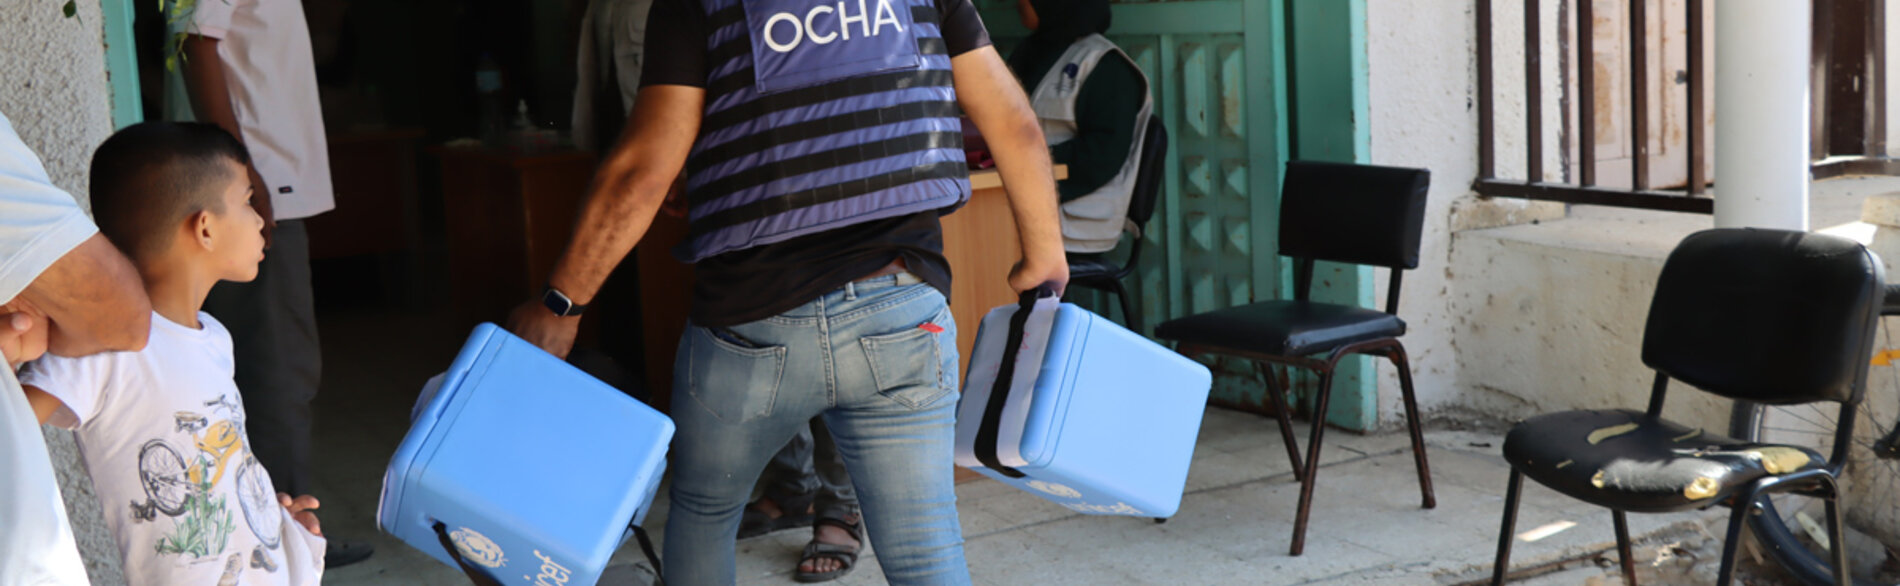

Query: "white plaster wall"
left=1447, top=214, right=1731, bottom=433
left=1365, top=0, right=1564, bottom=430
left=0, top=0, right=126, bottom=583
left=0, top=0, right=114, bottom=206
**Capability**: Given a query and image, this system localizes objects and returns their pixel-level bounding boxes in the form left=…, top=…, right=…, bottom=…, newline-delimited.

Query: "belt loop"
left=844, top=280, right=858, bottom=301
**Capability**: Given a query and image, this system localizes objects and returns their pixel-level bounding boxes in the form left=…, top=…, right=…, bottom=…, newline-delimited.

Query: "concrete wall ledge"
left=1449, top=210, right=1732, bottom=431
left=1467, top=205, right=1713, bottom=261
left=1446, top=176, right=1900, bottom=431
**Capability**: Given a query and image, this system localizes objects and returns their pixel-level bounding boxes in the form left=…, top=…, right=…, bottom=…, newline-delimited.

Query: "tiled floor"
left=305, top=307, right=1775, bottom=585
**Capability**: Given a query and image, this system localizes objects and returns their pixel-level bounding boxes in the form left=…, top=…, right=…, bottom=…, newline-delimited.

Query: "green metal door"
left=977, top=0, right=1377, bottom=431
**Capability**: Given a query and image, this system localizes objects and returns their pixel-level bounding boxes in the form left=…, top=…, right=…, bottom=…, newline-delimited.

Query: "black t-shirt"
left=640, top=0, right=994, bottom=327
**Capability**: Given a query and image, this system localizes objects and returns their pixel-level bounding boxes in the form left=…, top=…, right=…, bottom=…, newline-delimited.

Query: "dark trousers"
left=204, top=220, right=321, bottom=495
left=761, top=417, right=858, bottom=521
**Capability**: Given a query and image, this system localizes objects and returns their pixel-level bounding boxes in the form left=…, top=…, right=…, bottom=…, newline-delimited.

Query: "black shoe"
left=324, top=539, right=375, bottom=569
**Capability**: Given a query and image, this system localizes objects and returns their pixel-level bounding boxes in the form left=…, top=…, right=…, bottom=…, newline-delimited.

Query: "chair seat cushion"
left=1504, top=409, right=1826, bottom=513
left=1153, top=300, right=1405, bottom=357
left=1067, top=253, right=1122, bottom=280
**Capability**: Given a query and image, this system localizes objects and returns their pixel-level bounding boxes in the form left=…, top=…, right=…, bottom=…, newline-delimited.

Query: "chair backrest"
left=1642, top=228, right=1884, bottom=405
left=1106, top=116, right=1168, bottom=277
left=1126, top=115, right=1168, bottom=229
left=1277, top=161, right=1430, bottom=270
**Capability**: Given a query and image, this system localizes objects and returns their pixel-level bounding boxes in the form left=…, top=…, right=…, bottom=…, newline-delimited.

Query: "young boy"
left=16, top=121, right=326, bottom=585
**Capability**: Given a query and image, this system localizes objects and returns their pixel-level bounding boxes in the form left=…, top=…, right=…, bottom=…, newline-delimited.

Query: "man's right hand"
left=1008, top=254, right=1070, bottom=298
left=505, top=301, right=580, bottom=360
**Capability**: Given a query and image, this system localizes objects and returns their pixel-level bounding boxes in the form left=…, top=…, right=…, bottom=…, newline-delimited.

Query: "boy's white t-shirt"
left=20, top=312, right=325, bottom=586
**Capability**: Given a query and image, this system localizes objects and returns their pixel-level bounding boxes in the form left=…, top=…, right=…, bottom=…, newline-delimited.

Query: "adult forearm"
left=19, top=234, right=151, bottom=355
left=545, top=85, right=704, bottom=304
left=546, top=156, right=671, bottom=305
left=952, top=48, right=1067, bottom=266
left=986, top=113, right=1067, bottom=263
left=505, top=86, right=701, bottom=357
left=179, top=36, right=245, bottom=143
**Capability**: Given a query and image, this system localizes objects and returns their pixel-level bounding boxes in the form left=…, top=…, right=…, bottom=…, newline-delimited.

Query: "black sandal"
left=793, top=515, right=863, bottom=583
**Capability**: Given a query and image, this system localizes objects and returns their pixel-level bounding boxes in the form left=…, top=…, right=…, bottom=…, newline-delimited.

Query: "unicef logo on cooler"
left=1026, top=480, right=1083, bottom=499
left=450, top=526, right=507, bottom=569
left=760, top=0, right=908, bottom=53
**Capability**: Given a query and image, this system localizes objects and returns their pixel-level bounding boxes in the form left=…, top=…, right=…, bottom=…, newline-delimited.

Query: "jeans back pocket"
left=859, top=316, right=953, bottom=409
left=685, top=326, right=788, bottom=424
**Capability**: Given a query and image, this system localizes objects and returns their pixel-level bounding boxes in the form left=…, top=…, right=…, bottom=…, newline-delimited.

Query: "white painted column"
left=1714, top=0, right=1811, bottom=231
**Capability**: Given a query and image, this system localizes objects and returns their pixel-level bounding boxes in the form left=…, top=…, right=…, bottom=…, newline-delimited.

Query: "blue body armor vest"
left=679, top=0, right=971, bottom=262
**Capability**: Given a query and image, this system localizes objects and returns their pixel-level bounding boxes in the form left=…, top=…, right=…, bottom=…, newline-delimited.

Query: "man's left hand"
left=506, top=301, right=581, bottom=360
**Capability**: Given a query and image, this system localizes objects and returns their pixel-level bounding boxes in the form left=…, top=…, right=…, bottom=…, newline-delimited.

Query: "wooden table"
left=434, top=146, right=598, bottom=327
left=635, top=167, right=1065, bottom=407
left=305, top=129, right=425, bottom=261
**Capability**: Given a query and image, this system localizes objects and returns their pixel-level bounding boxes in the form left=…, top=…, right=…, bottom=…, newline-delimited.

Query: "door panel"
left=977, top=0, right=1293, bottom=413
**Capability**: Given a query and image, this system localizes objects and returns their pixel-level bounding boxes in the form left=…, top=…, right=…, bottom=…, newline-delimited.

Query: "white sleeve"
left=0, top=369, right=88, bottom=583
left=16, top=352, right=111, bottom=430
left=0, top=111, right=98, bottom=305
left=171, top=0, right=245, bottom=39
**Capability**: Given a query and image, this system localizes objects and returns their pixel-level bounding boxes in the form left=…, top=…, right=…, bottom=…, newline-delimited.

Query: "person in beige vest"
left=1010, top=0, right=1153, bottom=254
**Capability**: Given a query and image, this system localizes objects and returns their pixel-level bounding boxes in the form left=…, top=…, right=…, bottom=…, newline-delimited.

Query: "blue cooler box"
left=379, top=324, right=673, bottom=585
left=954, top=294, right=1212, bottom=518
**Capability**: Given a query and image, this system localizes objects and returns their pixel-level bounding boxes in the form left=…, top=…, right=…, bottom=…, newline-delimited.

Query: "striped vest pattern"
left=679, top=0, right=971, bottom=262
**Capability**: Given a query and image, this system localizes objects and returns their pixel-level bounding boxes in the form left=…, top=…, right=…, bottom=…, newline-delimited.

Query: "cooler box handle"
left=973, top=287, right=1054, bottom=478
left=431, top=522, right=504, bottom=586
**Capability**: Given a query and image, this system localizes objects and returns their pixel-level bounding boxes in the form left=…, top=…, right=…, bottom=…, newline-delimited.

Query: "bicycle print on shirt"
left=131, top=394, right=283, bottom=573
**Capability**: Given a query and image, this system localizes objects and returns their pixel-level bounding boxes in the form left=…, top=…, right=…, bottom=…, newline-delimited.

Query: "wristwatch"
left=541, top=286, right=587, bottom=317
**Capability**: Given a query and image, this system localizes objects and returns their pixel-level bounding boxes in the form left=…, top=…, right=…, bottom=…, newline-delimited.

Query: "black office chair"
left=1489, top=228, right=1881, bottom=586
left=1153, top=161, right=1434, bottom=556
left=1066, top=115, right=1167, bottom=334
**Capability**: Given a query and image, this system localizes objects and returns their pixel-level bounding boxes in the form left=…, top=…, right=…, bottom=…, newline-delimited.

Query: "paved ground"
left=297, top=303, right=1831, bottom=585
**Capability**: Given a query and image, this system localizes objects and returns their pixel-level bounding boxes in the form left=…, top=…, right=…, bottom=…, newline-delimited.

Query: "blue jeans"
left=663, top=274, right=971, bottom=585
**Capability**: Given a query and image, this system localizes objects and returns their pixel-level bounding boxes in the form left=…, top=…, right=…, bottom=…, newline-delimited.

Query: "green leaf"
left=62, top=0, right=76, bottom=18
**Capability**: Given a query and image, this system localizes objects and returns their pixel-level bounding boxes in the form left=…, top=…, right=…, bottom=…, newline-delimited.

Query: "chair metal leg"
left=1109, top=278, right=1140, bottom=335
left=1612, top=510, right=1638, bottom=586
left=1491, top=469, right=1524, bottom=585
left=1825, top=489, right=1851, bottom=586
left=1716, top=489, right=1757, bottom=586
left=1388, top=346, right=1435, bottom=509
left=1260, top=363, right=1305, bottom=477
left=1289, top=367, right=1335, bottom=556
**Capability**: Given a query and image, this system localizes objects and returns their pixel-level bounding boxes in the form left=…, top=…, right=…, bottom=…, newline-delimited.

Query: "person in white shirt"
left=0, top=108, right=152, bottom=584
left=19, top=122, right=326, bottom=586
left=165, top=0, right=371, bottom=566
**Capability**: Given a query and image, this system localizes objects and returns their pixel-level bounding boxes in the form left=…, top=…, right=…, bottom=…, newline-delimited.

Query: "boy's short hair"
left=88, top=122, right=251, bottom=260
